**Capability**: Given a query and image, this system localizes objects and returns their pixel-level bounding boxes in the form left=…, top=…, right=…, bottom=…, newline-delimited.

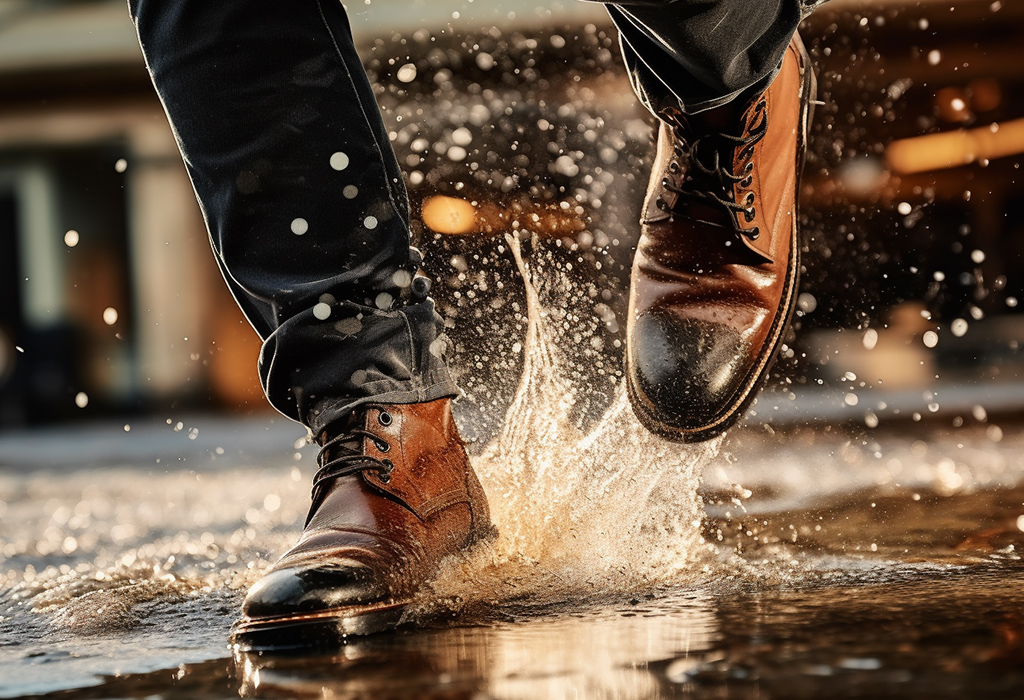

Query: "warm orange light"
left=421, top=195, right=478, bottom=235
left=886, top=117, right=1024, bottom=175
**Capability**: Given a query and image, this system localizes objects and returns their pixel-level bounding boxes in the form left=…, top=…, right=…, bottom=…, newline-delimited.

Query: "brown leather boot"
left=626, top=35, right=814, bottom=443
left=232, top=398, right=492, bottom=647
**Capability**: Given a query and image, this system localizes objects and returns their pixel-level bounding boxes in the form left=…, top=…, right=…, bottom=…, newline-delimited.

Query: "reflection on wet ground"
left=9, top=566, right=1024, bottom=699
left=4, top=414, right=1024, bottom=699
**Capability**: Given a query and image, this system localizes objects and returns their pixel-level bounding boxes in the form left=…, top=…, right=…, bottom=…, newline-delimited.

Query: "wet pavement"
left=3, top=392, right=1024, bottom=698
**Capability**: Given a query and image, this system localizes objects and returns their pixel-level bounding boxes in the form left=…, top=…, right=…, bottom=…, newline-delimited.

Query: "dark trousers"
left=128, top=0, right=813, bottom=435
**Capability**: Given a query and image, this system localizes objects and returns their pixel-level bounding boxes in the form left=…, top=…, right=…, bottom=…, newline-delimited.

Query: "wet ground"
left=3, top=401, right=1024, bottom=699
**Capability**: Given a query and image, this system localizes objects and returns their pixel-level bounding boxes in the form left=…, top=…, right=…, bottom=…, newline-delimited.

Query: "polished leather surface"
left=627, top=35, right=810, bottom=442
left=241, top=398, right=491, bottom=620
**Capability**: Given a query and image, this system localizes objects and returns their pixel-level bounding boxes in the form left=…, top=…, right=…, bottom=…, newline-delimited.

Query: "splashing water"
left=0, top=233, right=720, bottom=651
left=418, top=235, right=722, bottom=615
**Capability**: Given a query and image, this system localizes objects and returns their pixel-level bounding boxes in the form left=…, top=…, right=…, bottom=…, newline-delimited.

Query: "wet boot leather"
left=626, top=35, right=814, bottom=443
left=233, top=398, right=492, bottom=646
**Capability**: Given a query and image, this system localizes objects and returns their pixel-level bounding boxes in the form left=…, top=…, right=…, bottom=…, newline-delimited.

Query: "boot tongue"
left=317, top=411, right=368, bottom=457
left=686, top=99, right=747, bottom=138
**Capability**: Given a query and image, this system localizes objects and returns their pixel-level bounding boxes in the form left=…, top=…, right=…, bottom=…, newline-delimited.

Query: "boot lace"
left=657, top=99, right=768, bottom=241
left=307, top=405, right=395, bottom=525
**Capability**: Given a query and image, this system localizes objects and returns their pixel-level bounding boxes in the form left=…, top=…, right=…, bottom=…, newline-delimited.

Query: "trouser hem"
left=305, top=377, right=461, bottom=437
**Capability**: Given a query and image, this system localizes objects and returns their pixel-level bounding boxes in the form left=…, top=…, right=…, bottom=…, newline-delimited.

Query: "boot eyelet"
left=741, top=177, right=752, bottom=188
left=744, top=207, right=756, bottom=222
left=744, top=162, right=753, bottom=173
left=745, top=192, right=755, bottom=205
left=376, top=439, right=391, bottom=453
left=378, top=459, right=394, bottom=483
left=378, top=411, right=393, bottom=426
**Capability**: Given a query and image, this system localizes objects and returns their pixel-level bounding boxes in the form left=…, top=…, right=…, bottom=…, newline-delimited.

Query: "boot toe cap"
left=630, top=312, right=749, bottom=432
left=241, top=560, right=387, bottom=619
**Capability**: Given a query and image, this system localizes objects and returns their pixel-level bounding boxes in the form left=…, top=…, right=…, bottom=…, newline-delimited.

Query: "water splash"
left=418, top=235, right=721, bottom=614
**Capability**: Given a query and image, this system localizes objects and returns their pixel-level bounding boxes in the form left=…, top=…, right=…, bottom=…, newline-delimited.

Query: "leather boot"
left=626, top=35, right=814, bottom=443
left=232, top=398, right=492, bottom=648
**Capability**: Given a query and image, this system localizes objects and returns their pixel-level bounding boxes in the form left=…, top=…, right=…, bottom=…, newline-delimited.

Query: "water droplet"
left=429, top=336, right=449, bottom=357
left=862, top=328, right=878, bottom=350
left=396, top=63, right=417, bottom=83
left=188, top=427, right=199, bottom=440
left=330, top=152, right=349, bottom=171
left=102, top=307, right=118, bottom=326
left=927, top=50, right=941, bottom=65
left=351, top=369, right=367, bottom=384
left=451, top=127, right=473, bottom=146
left=950, top=318, right=968, bottom=337
left=970, top=249, right=985, bottom=264
left=797, top=292, right=817, bottom=313
left=392, top=270, right=412, bottom=288
left=64, top=230, right=79, bottom=247
left=319, top=293, right=336, bottom=305
left=375, top=292, right=393, bottom=310
left=447, top=146, right=468, bottom=162
left=114, top=158, right=128, bottom=173
left=343, top=185, right=358, bottom=199
left=334, top=317, right=362, bottom=335
left=475, top=52, right=495, bottom=70
left=844, top=393, right=859, bottom=406
left=897, top=201, right=912, bottom=215
left=923, top=330, right=938, bottom=348
left=313, top=303, right=332, bottom=320
left=291, top=218, right=309, bottom=235
left=74, top=392, right=89, bottom=408
left=364, top=215, right=378, bottom=230
left=552, top=154, right=579, bottom=177
left=264, top=494, right=281, bottom=512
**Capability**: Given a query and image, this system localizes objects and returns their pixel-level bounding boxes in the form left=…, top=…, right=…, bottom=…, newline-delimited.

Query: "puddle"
left=3, top=238, right=1024, bottom=698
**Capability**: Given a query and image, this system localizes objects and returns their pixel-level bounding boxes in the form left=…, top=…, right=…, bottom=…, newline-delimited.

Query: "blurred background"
left=0, top=0, right=1021, bottom=430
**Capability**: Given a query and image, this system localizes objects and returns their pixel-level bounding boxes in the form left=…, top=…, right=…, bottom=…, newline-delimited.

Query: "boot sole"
left=627, top=34, right=816, bottom=444
left=230, top=524, right=498, bottom=650
left=230, top=597, right=412, bottom=651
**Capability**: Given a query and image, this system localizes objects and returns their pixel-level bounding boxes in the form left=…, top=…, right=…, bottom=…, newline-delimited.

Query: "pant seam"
left=314, top=0, right=408, bottom=230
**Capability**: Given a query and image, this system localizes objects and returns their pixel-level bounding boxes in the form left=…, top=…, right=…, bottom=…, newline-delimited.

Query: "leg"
left=592, top=0, right=818, bottom=440
left=592, top=0, right=818, bottom=113
left=130, top=0, right=456, bottom=437
left=129, top=0, right=491, bottom=643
